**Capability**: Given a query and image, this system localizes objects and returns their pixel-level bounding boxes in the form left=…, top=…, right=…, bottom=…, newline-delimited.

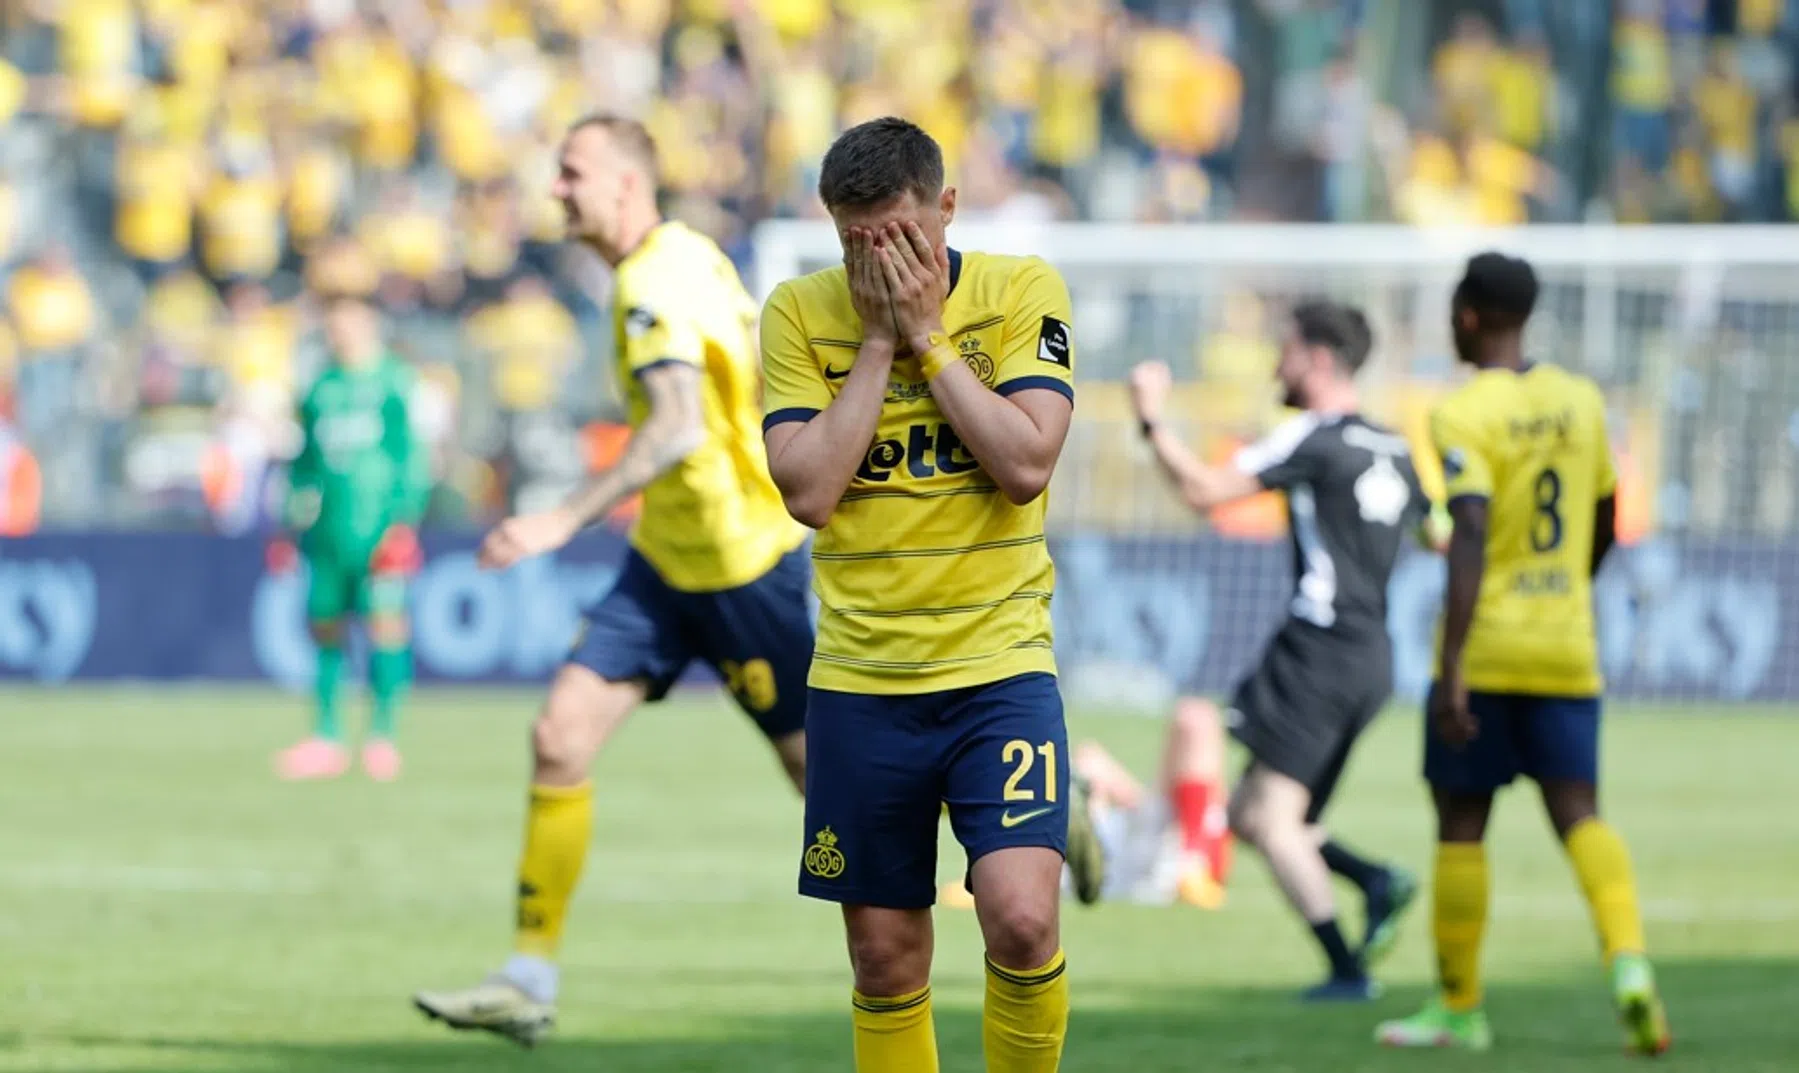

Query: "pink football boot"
left=275, top=738, right=350, bottom=781
left=361, top=740, right=402, bottom=782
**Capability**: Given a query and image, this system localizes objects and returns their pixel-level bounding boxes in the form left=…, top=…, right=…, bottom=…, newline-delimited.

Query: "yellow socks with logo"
left=852, top=986, right=938, bottom=1073
left=1565, top=818, right=1647, bottom=963
left=1434, top=843, right=1489, bottom=1012
left=984, top=949, right=1068, bottom=1072
left=513, top=781, right=594, bottom=956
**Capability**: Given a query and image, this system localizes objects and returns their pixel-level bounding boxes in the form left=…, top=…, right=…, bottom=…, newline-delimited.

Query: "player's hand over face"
left=1129, top=361, right=1173, bottom=423
left=478, top=509, right=580, bottom=570
left=876, top=221, right=949, bottom=355
left=845, top=228, right=898, bottom=351
left=1429, top=668, right=1478, bottom=748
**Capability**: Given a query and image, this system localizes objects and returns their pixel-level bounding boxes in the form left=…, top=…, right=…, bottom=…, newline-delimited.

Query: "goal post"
left=751, top=221, right=1799, bottom=712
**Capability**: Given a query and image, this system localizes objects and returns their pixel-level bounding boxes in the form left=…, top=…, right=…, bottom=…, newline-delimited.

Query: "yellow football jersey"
left=1432, top=363, right=1616, bottom=697
left=761, top=249, right=1075, bottom=695
left=615, top=222, right=806, bottom=592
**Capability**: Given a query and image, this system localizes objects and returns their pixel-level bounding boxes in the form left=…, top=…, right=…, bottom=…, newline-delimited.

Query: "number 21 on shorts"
left=1002, top=739, right=1058, bottom=803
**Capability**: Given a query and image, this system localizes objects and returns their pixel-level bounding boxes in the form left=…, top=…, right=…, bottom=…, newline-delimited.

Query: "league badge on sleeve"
left=625, top=306, right=658, bottom=338
left=1442, top=449, right=1466, bottom=480
left=1037, top=316, right=1071, bottom=367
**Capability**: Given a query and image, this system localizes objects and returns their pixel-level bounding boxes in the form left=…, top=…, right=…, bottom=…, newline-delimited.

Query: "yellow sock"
left=1565, top=818, right=1647, bottom=963
left=852, top=986, right=938, bottom=1073
left=984, top=950, right=1069, bottom=1073
left=1434, top=843, right=1488, bottom=1013
left=513, top=781, right=594, bottom=957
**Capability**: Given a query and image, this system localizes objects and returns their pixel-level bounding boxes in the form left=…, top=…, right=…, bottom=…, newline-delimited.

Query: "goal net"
left=751, top=222, right=1799, bottom=714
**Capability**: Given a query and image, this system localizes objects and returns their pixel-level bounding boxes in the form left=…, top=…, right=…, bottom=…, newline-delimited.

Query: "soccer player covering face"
left=413, top=116, right=814, bottom=1046
left=1130, top=301, right=1440, bottom=1001
left=761, top=117, right=1080, bottom=1073
left=1376, top=253, right=1671, bottom=1055
left=270, top=280, right=429, bottom=782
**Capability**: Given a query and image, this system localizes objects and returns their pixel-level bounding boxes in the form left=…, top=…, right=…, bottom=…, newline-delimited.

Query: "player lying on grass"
left=1376, top=251, right=1670, bottom=1055
left=1131, top=300, right=1443, bottom=1002
left=270, top=271, right=429, bottom=782
left=762, top=116, right=1077, bottom=1073
left=940, top=700, right=1232, bottom=910
left=413, top=115, right=814, bottom=1047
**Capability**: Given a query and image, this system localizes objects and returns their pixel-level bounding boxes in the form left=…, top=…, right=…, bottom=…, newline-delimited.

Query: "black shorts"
left=1227, top=623, right=1392, bottom=821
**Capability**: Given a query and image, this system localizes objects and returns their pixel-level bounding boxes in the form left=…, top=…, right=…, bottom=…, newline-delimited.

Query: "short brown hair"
left=1291, top=300, right=1374, bottom=373
left=817, top=116, right=944, bottom=210
left=568, top=113, right=659, bottom=184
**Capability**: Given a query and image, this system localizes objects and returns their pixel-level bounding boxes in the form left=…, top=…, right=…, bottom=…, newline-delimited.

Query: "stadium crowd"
left=0, top=0, right=1794, bottom=532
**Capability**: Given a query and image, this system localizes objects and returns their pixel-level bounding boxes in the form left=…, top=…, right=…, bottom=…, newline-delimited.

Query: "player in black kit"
left=1130, top=300, right=1447, bottom=1002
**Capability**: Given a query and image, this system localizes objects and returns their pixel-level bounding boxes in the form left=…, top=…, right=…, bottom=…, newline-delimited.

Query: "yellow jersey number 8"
left=1531, top=467, right=1563, bottom=552
left=1001, top=739, right=1059, bottom=803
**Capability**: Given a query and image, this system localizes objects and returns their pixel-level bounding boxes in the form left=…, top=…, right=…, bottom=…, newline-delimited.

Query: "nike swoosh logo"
left=1000, top=807, right=1055, bottom=829
left=824, top=364, right=850, bottom=379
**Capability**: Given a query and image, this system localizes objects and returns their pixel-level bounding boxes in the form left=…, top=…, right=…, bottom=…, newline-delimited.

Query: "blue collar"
left=948, top=248, right=962, bottom=295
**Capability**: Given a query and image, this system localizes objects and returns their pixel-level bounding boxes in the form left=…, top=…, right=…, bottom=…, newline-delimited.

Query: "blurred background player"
left=943, top=704, right=1232, bottom=910
left=1130, top=302, right=1439, bottom=1001
left=1376, top=253, right=1670, bottom=1055
left=762, top=117, right=1078, bottom=1073
left=413, top=115, right=812, bottom=1047
left=268, top=262, right=428, bottom=782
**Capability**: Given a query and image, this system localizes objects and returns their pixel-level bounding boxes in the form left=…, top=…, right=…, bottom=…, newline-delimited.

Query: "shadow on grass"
left=9, top=958, right=1792, bottom=1073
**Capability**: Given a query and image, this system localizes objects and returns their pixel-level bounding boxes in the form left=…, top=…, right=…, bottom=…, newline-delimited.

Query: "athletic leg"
left=414, top=552, right=689, bottom=1045
left=944, top=673, right=1072, bottom=1071
left=276, top=558, right=351, bottom=780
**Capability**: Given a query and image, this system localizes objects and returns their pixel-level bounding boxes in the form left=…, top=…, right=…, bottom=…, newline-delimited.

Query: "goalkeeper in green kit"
left=269, top=282, right=431, bottom=782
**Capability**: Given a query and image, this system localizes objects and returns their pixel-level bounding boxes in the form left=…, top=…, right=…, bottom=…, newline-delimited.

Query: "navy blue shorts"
left=799, top=672, right=1069, bottom=909
left=568, top=547, right=812, bottom=741
left=1424, top=688, right=1601, bottom=792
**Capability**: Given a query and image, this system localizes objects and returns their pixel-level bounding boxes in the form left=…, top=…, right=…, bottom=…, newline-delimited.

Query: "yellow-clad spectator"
left=1197, top=290, right=1277, bottom=434
left=759, top=0, right=831, bottom=42
left=284, top=141, right=348, bottom=252
left=354, top=29, right=420, bottom=173
left=465, top=275, right=579, bottom=419
left=1433, top=12, right=1498, bottom=134
left=1739, top=0, right=1785, bottom=35
left=0, top=58, right=28, bottom=126
left=1126, top=27, right=1241, bottom=160
left=460, top=182, right=523, bottom=285
left=197, top=143, right=284, bottom=284
left=1397, top=128, right=1549, bottom=227
left=212, top=281, right=298, bottom=396
left=1490, top=33, right=1552, bottom=150
left=1032, top=44, right=1105, bottom=172
left=163, top=0, right=233, bottom=95
left=6, top=247, right=96, bottom=438
left=115, top=117, right=204, bottom=278
left=433, top=82, right=507, bottom=184
left=1612, top=4, right=1674, bottom=167
left=303, top=235, right=381, bottom=302
left=140, top=269, right=220, bottom=357
left=7, top=246, right=97, bottom=355
left=58, top=0, right=140, bottom=128
left=359, top=183, right=455, bottom=286
left=1693, top=42, right=1757, bottom=206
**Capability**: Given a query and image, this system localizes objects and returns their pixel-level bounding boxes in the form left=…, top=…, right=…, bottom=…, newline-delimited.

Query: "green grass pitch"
left=3, top=686, right=1796, bottom=1072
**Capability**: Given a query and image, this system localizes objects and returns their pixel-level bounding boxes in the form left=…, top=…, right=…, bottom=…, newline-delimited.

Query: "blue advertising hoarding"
left=0, top=531, right=1788, bottom=703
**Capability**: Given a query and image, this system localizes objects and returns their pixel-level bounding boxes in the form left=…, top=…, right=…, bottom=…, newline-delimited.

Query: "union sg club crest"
left=959, top=336, right=995, bottom=384
left=805, top=826, right=846, bottom=879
